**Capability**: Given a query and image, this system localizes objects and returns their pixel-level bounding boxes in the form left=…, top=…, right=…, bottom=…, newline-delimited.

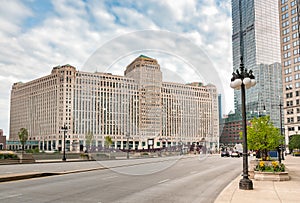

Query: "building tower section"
left=125, top=55, right=163, bottom=140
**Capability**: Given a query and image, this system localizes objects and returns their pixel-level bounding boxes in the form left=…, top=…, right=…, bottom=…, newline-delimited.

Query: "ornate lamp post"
left=279, top=101, right=285, bottom=161
left=230, top=57, right=256, bottom=190
left=61, top=124, right=68, bottom=162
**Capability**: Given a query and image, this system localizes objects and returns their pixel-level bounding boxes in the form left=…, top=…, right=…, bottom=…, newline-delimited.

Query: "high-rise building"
left=9, top=55, right=219, bottom=152
left=231, top=0, right=283, bottom=128
left=279, top=0, right=300, bottom=151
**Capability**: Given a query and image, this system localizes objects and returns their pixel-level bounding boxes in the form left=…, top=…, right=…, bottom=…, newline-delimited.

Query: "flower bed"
left=253, top=160, right=289, bottom=181
left=255, top=161, right=285, bottom=172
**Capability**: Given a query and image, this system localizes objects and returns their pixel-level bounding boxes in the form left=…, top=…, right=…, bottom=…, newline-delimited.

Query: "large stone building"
left=231, top=0, right=283, bottom=128
left=9, top=55, right=219, bottom=152
left=279, top=0, right=300, bottom=151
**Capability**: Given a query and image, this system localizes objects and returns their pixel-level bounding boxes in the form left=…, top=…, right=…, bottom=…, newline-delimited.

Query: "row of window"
left=283, top=56, right=300, bottom=67
left=287, top=116, right=300, bottom=123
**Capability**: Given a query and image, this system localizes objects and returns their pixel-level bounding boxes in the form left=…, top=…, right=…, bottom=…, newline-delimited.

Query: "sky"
left=0, top=0, right=233, bottom=137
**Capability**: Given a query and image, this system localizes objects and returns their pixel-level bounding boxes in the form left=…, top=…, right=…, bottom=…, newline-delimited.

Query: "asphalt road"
left=0, top=155, right=242, bottom=203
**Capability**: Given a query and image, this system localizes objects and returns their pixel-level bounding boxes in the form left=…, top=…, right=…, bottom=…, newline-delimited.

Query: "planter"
left=254, top=171, right=290, bottom=181
left=249, top=160, right=259, bottom=179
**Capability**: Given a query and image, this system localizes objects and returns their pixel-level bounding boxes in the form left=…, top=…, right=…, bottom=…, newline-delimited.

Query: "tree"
left=104, top=136, right=113, bottom=148
left=18, top=128, right=29, bottom=153
left=85, top=131, right=94, bottom=153
left=247, top=116, right=283, bottom=161
left=289, top=134, right=300, bottom=152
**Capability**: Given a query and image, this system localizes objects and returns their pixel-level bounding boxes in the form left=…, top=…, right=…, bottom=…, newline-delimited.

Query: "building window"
left=283, top=28, right=290, bottom=35
left=282, top=20, right=290, bottom=28
left=285, top=68, right=292, bottom=74
left=286, top=92, right=293, bottom=98
left=284, top=60, right=291, bottom=67
left=291, top=8, right=298, bottom=15
left=288, top=127, right=295, bottom=131
left=287, top=100, right=293, bottom=106
left=283, top=36, right=290, bottom=43
left=282, top=12, right=289, bottom=20
left=292, top=16, right=298, bottom=23
left=285, top=76, right=293, bottom=82
left=284, top=52, right=291, bottom=58
left=284, top=44, right=291, bottom=50
left=292, top=24, right=298, bottom=31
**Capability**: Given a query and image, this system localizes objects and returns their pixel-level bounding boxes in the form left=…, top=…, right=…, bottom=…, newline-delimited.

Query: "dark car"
left=221, top=151, right=230, bottom=157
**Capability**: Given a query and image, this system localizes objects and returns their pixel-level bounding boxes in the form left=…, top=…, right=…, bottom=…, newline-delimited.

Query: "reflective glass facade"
left=231, top=0, right=283, bottom=128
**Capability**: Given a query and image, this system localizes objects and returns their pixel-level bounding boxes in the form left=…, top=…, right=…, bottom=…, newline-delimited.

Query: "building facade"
left=0, top=129, right=6, bottom=150
left=279, top=0, right=300, bottom=151
left=231, top=0, right=283, bottom=128
left=9, top=55, right=219, bottom=152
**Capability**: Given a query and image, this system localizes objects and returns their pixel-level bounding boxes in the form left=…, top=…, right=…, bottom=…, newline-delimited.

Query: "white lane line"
left=101, top=175, right=118, bottom=180
left=0, top=194, right=23, bottom=200
left=158, top=179, right=170, bottom=184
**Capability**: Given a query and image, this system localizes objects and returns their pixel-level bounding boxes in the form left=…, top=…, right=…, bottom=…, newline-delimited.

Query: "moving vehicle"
left=231, top=151, right=240, bottom=158
left=221, top=151, right=230, bottom=157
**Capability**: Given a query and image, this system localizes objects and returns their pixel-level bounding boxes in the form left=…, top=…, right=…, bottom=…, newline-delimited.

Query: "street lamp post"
left=126, top=133, right=130, bottom=159
left=61, top=124, right=68, bottom=162
left=279, top=101, right=285, bottom=161
left=230, top=58, right=256, bottom=190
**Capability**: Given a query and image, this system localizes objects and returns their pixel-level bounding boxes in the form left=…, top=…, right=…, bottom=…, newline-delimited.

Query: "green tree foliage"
left=247, top=116, right=283, bottom=160
left=85, top=131, right=94, bottom=152
left=289, top=134, right=300, bottom=151
left=18, top=128, right=29, bottom=152
left=104, top=136, right=113, bottom=148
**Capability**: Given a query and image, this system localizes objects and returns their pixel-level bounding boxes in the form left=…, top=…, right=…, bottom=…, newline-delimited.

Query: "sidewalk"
left=215, top=155, right=300, bottom=203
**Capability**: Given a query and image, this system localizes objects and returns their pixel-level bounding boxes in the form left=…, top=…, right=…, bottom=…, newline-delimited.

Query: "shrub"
left=0, top=153, right=19, bottom=160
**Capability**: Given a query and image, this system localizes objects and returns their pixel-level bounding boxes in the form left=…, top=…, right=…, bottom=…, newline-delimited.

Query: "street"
left=0, top=155, right=241, bottom=203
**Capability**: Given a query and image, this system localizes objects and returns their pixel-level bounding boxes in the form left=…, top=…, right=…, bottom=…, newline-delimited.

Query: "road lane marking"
left=158, top=179, right=170, bottom=184
left=0, top=194, right=23, bottom=200
left=101, top=175, right=118, bottom=180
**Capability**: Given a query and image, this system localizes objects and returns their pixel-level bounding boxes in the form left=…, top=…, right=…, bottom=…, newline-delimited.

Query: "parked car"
left=221, top=151, right=230, bottom=157
left=231, top=151, right=240, bottom=158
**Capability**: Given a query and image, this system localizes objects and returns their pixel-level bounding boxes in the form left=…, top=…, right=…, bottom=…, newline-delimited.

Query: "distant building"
left=219, top=111, right=261, bottom=147
left=9, top=55, right=219, bottom=152
left=220, top=112, right=242, bottom=146
left=0, top=129, right=6, bottom=150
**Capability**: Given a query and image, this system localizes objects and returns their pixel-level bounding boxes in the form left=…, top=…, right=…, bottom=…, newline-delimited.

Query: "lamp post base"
left=62, top=157, right=66, bottom=162
left=239, top=178, right=253, bottom=190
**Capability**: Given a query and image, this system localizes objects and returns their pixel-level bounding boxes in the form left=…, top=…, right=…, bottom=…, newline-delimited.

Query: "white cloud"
left=0, top=0, right=32, bottom=36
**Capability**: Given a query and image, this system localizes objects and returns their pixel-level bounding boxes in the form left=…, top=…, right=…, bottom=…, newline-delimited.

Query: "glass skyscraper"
left=231, top=0, right=283, bottom=128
